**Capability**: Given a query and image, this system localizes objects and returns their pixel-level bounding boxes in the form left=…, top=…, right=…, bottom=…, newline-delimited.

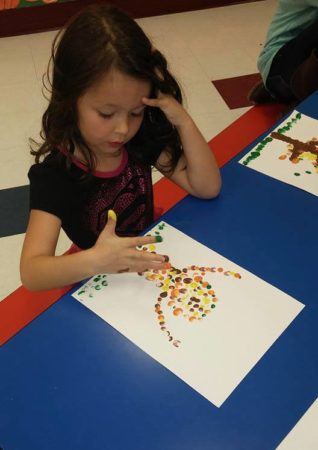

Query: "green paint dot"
left=296, top=113, right=301, bottom=119
left=155, top=235, right=163, bottom=242
left=305, top=170, right=312, bottom=174
left=95, top=285, right=102, bottom=290
left=294, top=173, right=301, bottom=176
left=207, top=284, right=212, bottom=289
left=102, top=281, right=108, bottom=286
left=78, top=290, right=85, bottom=295
left=211, top=304, right=216, bottom=308
left=94, top=276, right=100, bottom=282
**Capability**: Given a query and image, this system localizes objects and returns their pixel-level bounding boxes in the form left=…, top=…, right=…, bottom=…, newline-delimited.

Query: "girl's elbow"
left=202, top=179, right=222, bottom=199
left=20, top=264, right=39, bottom=292
left=20, top=272, right=35, bottom=291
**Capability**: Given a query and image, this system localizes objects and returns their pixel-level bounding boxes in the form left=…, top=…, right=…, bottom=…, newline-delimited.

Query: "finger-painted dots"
left=173, top=308, right=183, bottom=316
left=140, top=247, right=242, bottom=347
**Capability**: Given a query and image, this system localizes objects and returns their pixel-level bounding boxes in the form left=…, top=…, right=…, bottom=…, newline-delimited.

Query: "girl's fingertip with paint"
left=155, top=235, right=163, bottom=242
left=108, top=210, right=117, bottom=221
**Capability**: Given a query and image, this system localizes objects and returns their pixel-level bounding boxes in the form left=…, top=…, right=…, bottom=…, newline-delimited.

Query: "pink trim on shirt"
left=60, top=147, right=128, bottom=178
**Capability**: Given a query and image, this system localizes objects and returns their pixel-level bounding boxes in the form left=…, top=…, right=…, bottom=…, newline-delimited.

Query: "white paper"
left=277, top=398, right=318, bottom=450
left=72, top=222, right=304, bottom=407
left=239, top=111, right=318, bottom=196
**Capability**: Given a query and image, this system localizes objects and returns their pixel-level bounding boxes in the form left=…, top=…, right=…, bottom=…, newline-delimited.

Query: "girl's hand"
left=142, top=93, right=190, bottom=128
left=92, top=210, right=169, bottom=274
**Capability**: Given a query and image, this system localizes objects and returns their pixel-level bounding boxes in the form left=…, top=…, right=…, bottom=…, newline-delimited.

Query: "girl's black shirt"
left=28, top=149, right=155, bottom=249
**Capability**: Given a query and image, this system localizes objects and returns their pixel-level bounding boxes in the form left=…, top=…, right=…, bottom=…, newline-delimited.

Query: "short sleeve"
left=28, top=163, right=65, bottom=220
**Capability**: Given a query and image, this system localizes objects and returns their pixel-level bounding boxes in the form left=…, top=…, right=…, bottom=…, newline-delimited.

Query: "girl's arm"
left=143, top=95, right=221, bottom=199
left=20, top=210, right=168, bottom=291
left=20, top=210, right=99, bottom=290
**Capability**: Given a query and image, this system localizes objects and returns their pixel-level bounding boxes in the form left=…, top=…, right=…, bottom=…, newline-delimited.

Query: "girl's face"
left=77, top=68, right=151, bottom=158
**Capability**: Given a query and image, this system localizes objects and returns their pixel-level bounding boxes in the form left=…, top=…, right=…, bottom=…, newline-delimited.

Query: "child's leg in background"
left=266, top=18, right=318, bottom=102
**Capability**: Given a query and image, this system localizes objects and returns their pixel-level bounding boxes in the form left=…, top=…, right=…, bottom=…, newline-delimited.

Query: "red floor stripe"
left=0, top=102, right=284, bottom=346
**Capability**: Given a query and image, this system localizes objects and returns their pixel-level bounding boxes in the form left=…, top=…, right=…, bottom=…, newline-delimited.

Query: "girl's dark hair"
left=31, top=3, right=183, bottom=174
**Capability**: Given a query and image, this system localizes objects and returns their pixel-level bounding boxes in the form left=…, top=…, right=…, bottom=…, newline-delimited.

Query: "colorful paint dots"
left=77, top=274, right=108, bottom=299
left=242, top=112, right=302, bottom=166
left=139, top=243, right=242, bottom=347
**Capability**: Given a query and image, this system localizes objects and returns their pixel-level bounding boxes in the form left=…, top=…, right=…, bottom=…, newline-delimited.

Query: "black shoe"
left=248, top=80, right=276, bottom=104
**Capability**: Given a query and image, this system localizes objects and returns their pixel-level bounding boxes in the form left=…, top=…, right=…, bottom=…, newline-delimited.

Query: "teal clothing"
left=258, top=0, right=318, bottom=85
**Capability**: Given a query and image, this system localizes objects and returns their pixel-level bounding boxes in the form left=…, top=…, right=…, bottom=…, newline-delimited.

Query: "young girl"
left=20, top=4, right=221, bottom=291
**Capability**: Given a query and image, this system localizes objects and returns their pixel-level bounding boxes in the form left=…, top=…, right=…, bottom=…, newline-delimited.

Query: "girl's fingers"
left=134, top=260, right=169, bottom=273
left=134, top=250, right=167, bottom=263
left=128, top=234, right=162, bottom=248
left=142, top=97, right=161, bottom=107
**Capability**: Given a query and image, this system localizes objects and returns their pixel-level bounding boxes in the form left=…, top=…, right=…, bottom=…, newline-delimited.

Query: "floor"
left=0, top=0, right=277, bottom=300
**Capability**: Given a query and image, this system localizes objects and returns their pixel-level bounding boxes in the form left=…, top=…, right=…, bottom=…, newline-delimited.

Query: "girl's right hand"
left=91, top=210, right=169, bottom=274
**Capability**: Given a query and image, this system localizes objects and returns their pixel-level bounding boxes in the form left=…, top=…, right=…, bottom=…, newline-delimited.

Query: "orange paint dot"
left=189, top=316, right=196, bottom=322
left=279, top=155, right=287, bottom=160
left=173, top=308, right=183, bottom=316
left=168, top=300, right=175, bottom=307
left=234, top=273, right=241, bottom=279
left=171, top=289, right=180, bottom=298
left=217, top=267, right=223, bottom=272
left=212, top=298, right=218, bottom=302
left=194, top=276, right=203, bottom=282
left=158, top=315, right=164, bottom=321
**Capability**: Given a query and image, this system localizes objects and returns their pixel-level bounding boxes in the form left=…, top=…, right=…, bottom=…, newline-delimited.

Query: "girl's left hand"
left=142, top=93, right=190, bottom=128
